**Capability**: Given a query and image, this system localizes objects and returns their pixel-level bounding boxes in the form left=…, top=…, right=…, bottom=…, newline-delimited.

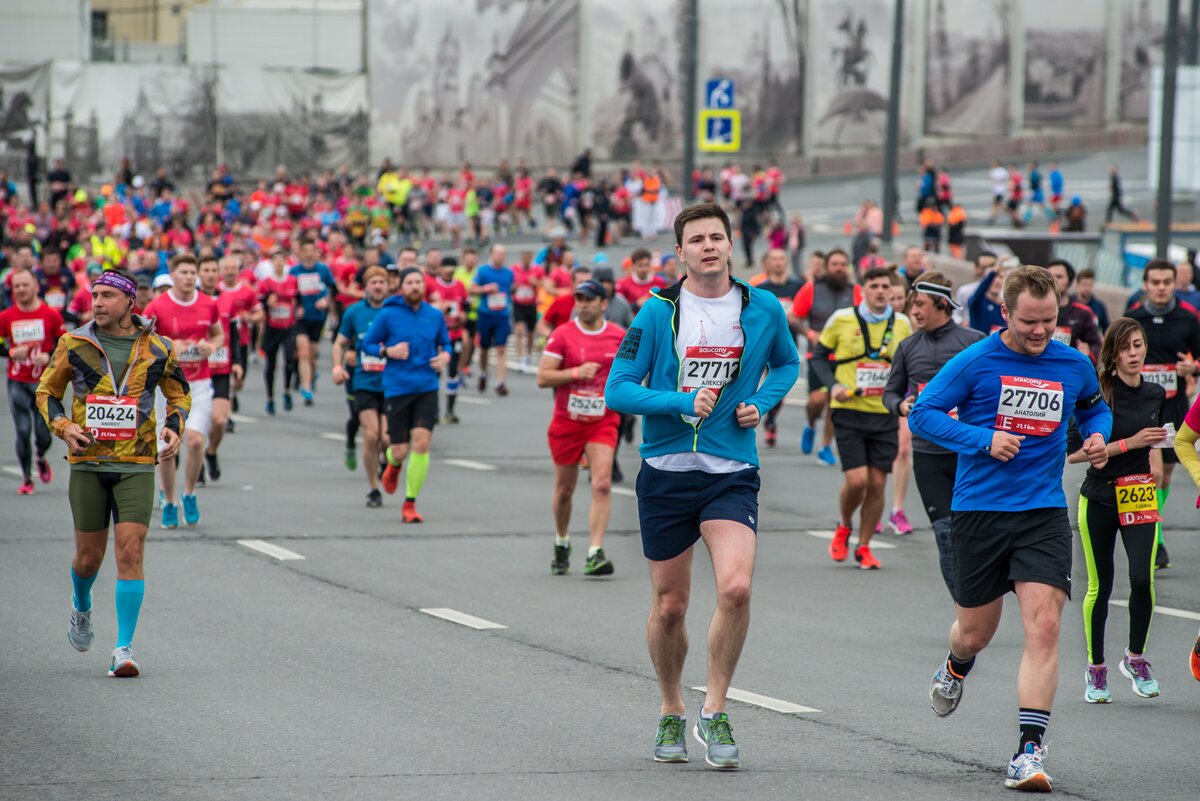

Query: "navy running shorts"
left=476, top=314, right=511, bottom=349
left=635, top=460, right=760, bottom=561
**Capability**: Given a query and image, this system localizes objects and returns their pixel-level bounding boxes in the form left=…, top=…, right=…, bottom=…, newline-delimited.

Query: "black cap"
left=135, top=274, right=152, bottom=289
left=592, top=265, right=615, bottom=282
left=574, top=279, right=607, bottom=300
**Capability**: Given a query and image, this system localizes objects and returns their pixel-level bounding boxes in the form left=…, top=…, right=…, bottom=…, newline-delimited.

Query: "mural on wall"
left=367, top=0, right=578, bottom=168
left=217, top=68, right=369, bottom=176
left=1120, top=0, right=1169, bottom=121
left=1021, top=0, right=1106, bottom=128
left=698, top=0, right=806, bottom=155
left=810, top=0, right=892, bottom=149
left=0, top=62, right=50, bottom=179
left=924, top=0, right=1011, bottom=136
left=586, top=0, right=684, bottom=162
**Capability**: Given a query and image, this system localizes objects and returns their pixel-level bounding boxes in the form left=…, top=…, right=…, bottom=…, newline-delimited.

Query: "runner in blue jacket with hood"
left=604, top=202, right=798, bottom=770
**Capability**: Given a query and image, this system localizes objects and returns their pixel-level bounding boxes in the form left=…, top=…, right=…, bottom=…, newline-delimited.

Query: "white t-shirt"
left=989, top=166, right=1009, bottom=197
left=954, top=279, right=981, bottom=325
left=646, top=285, right=754, bottom=474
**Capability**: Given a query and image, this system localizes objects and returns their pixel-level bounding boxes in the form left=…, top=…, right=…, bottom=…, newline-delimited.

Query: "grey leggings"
left=7, top=379, right=51, bottom=480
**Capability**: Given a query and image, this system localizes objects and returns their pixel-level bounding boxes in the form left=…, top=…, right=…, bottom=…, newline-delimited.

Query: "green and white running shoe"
left=583, top=548, right=614, bottom=576
left=693, top=709, right=739, bottom=769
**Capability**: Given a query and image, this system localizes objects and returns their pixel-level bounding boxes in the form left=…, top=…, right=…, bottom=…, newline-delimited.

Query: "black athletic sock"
left=1017, top=708, right=1050, bottom=755
left=346, top=413, right=360, bottom=449
left=947, top=651, right=975, bottom=679
left=447, top=393, right=457, bottom=414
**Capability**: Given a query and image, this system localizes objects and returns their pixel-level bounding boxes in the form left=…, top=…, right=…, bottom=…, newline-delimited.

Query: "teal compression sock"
left=114, top=579, right=145, bottom=649
left=72, top=568, right=98, bottom=613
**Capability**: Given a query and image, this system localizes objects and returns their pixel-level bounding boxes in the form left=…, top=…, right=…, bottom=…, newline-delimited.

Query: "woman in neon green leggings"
left=1068, top=318, right=1166, bottom=702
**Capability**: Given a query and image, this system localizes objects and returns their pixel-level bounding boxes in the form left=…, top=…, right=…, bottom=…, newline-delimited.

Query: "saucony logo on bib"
left=694, top=347, right=737, bottom=358
left=1006, top=376, right=1054, bottom=389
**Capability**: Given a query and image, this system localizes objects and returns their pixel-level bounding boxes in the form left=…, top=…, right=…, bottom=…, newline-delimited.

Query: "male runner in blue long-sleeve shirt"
left=910, top=265, right=1112, bottom=793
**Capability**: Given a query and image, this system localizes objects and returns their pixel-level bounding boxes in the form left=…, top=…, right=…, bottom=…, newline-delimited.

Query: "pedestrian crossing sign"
left=698, top=110, right=740, bottom=153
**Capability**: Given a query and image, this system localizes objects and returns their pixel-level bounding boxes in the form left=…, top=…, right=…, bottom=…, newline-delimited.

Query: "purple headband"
left=93, top=271, right=137, bottom=300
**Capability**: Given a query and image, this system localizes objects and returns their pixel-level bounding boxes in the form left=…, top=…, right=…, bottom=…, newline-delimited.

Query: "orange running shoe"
left=855, top=545, right=881, bottom=570
left=830, top=524, right=852, bottom=562
left=402, top=500, right=423, bottom=524
left=1191, top=632, right=1200, bottom=681
left=381, top=462, right=400, bottom=495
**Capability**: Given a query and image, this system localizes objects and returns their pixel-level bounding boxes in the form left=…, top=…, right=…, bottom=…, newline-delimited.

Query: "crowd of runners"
left=4, top=160, right=1200, bottom=792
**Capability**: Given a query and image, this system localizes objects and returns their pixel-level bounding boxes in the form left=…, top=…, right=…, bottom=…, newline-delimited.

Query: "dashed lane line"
left=420, top=608, right=507, bottom=630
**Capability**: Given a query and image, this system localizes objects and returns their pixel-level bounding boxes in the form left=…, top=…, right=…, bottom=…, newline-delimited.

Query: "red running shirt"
left=143, top=291, right=220, bottom=382
left=0, top=303, right=65, bottom=383
left=543, top=319, right=626, bottom=424
left=258, top=274, right=300, bottom=330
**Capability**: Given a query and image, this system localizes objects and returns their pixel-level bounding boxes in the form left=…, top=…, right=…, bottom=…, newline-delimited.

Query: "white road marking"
left=1111, top=599, right=1200, bottom=621
left=320, top=432, right=352, bottom=442
left=612, top=487, right=638, bottom=497
left=444, top=458, right=498, bottom=472
left=1, top=466, right=23, bottom=477
left=228, top=413, right=257, bottom=424
left=455, top=396, right=492, bottom=405
left=692, top=685, right=820, bottom=714
left=237, top=539, right=306, bottom=561
left=420, top=608, right=507, bottom=630
left=806, top=529, right=898, bottom=549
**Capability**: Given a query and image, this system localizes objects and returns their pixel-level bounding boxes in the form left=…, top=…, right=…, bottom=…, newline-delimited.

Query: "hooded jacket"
left=605, top=277, right=799, bottom=467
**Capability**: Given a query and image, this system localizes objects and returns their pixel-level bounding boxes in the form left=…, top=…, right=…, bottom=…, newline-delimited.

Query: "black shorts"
left=831, top=408, right=898, bottom=472
left=636, top=461, right=760, bottom=561
left=1006, top=198, right=1020, bottom=211
left=294, top=319, right=324, bottom=342
left=512, top=303, right=537, bottom=330
left=385, top=391, right=439, bottom=443
left=353, top=389, right=385, bottom=416
left=464, top=317, right=477, bottom=337
left=952, top=507, right=1073, bottom=607
left=211, top=373, right=231, bottom=400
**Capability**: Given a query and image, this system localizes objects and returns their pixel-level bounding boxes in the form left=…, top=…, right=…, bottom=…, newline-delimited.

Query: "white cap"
left=152, top=273, right=174, bottom=289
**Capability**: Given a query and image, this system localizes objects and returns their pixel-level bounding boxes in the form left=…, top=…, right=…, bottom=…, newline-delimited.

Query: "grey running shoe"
left=108, top=646, right=140, bottom=678
left=1004, top=742, right=1052, bottom=791
left=68, top=607, right=93, bottom=652
left=930, top=662, right=964, bottom=717
left=653, top=715, right=688, bottom=763
left=693, top=710, right=740, bottom=769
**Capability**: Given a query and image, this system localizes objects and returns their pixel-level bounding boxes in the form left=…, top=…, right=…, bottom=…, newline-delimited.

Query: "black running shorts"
left=951, top=507, right=1073, bottom=607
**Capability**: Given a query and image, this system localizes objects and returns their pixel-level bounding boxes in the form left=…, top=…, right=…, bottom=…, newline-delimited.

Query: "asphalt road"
left=2, top=147, right=1193, bottom=800
left=2, top=323, right=1199, bottom=800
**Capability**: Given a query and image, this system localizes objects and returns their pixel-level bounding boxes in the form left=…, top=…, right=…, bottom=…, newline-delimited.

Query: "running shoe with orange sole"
left=830, top=524, right=852, bottom=562
left=381, top=462, right=401, bottom=495
left=855, top=545, right=881, bottom=570
left=402, top=500, right=423, bottom=523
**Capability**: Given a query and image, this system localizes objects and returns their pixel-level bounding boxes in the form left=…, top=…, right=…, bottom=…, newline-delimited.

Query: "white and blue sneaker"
left=68, top=607, right=93, bottom=652
left=108, top=645, right=140, bottom=678
left=816, top=445, right=837, bottom=466
left=182, top=494, right=200, bottom=527
left=1005, top=742, right=1052, bottom=791
left=161, top=502, right=179, bottom=530
left=1084, top=664, right=1111, bottom=704
left=1119, top=652, right=1161, bottom=698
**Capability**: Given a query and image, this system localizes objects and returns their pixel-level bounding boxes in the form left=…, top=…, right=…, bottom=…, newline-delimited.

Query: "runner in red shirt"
left=142, top=253, right=223, bottom=528
left=215, top=252, right=262, bottom=438
left=615, top=248, right=667, bottom=310
left=429, top=256, right=469, bottom=423
left=1, top=269, right=66, bottom=493
left=536, top=280, right=625, bottom=577
left=257, top=247, right=301, bottom=414
left=510, top=251, right=545, bottom=373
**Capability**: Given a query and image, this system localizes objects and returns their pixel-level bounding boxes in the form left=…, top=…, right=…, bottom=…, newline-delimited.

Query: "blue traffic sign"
left=705, top=78, right=735, bottom=109
left=706, top=115, right=733, bottom=143
left=698, top=110, right=740, bottom=153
